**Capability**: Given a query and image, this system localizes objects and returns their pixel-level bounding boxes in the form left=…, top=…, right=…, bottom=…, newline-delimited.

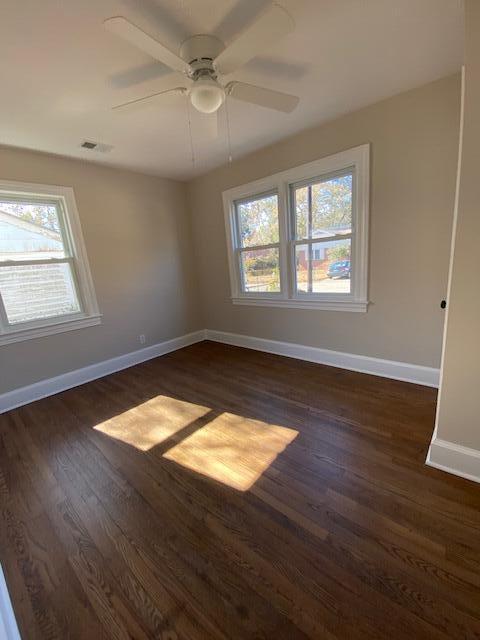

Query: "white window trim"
left=0, top=180, right=101, bottom=346
left=223, top=144, right=370, bottom=312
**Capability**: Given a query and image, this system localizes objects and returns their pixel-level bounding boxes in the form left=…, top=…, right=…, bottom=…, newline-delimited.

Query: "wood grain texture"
left=1, top=341, right=479, bottom=640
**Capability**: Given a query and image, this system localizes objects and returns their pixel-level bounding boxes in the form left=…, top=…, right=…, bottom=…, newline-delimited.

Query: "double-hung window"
left=0, top=180, right=100, bottom=345
left=234, top=192, right=282, bottom=294
left=291, top=170, right=353, bottom=296
left=223, top=144, right=369, bottom=312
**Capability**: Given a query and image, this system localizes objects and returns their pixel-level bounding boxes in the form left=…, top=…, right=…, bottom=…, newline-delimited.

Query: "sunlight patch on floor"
left=163, top=412, right=298, bottom=491
left=93, top=395, right=210, bottom=451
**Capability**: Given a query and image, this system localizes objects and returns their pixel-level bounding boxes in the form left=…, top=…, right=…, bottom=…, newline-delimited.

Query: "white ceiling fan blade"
left=226, top=82, right=299, bottom=113
left=104, top=17, right=186, bottom=73
left=214, top=3, right=294, bottom=76
left=112, top=87, right=187, bottom=112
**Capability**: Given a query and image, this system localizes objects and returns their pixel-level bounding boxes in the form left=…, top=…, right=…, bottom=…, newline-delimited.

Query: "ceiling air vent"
left=80, top=140, right=114, bottom=153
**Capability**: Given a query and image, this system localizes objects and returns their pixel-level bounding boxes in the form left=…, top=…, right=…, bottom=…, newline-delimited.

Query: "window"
left=235, top=192, right=281, bottom=293
left=0, top=180, right=100, bottom=345
left=223, top=144, right=369, bottom=312
left=292, top=171, right=353, bottom=296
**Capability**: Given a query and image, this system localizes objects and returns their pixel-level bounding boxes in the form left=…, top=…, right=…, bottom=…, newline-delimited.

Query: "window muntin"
left=234, top=192, right=281, bottom=294
left=0, top=181, right=100, bottom=344
left=223, top=145, right=369, bottom=312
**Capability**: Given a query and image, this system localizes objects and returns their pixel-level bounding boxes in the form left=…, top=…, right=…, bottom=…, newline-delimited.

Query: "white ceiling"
left=0, top=0, right=464, bottom=180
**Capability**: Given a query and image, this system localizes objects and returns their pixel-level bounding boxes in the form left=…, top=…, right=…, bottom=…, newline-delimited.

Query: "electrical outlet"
left=139, top=334, right=146, bottom=345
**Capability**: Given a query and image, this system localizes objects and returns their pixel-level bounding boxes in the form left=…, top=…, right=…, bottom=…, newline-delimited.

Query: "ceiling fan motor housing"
left=180, top=34, right=225, bottom=69
left=180, top=35, right=227, bottom=114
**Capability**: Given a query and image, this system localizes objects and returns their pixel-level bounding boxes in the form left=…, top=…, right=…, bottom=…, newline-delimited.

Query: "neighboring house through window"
left=0, top=180, right=100, bottom=345
left=223, top=144, right=370, bottom=312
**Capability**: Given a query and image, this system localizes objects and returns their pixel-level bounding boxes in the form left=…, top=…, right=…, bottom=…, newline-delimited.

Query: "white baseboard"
left=0, top=566, right=21, bottom=640
left=205, top=329, right=440, bottom=388
left=0, top=327, right=440, bottom=415
left=0, top=330, right=206, bottom=414
left=3, top=328, right=472, bottom=487
left=426, top=438, right=480, bottom=484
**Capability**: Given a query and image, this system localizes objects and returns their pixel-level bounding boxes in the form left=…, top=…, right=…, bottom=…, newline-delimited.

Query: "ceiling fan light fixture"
left=189, top=76, right=225, bottom=114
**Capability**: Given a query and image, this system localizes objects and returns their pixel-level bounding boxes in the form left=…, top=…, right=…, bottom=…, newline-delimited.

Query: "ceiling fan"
left=104, top=2, right=300, bottom=120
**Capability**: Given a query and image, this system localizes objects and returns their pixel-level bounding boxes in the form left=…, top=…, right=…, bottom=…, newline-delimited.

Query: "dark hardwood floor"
left=1, top=341, right=480, bottom=639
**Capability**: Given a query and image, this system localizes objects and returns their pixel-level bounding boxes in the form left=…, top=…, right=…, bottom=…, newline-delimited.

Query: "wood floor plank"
left=1, top=341, right=479, bottom=639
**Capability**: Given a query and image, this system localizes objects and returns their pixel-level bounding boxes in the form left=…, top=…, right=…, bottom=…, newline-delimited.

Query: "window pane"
left=236, top=194, right=279, bottom=248
left=296, top=239, right=351, bottom=294
left=294, top=173, right=352, bottom=240
left=0, top=262, right=80, bottom=324
left=0, top=200, right=66, bottom=261
left=241, top=248, right=280, bottom=293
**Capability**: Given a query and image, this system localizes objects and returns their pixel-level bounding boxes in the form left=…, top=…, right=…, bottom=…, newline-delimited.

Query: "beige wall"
left=187, top=74, right=461, bottom=368
left=0, top=73, right=462, bottom=396
left=0, top=146, right=201, bottom=394
left=434, top=1, right=480, bottom=450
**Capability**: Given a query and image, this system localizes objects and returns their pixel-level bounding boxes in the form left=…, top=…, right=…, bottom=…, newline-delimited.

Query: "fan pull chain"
left=225, top=97, right=233, bottom=164
left=185, top=94, right=196, bottom=169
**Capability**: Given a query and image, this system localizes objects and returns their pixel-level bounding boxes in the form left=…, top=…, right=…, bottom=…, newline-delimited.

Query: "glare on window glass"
left=0, top=263, right=80, bottom=324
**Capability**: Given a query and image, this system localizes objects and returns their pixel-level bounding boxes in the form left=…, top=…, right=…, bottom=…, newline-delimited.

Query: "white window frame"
left=223, top=144, right=370, bottom=312
left=0, top=180, right=101, bottom=345
left=231, top=190, right=286, bottom=299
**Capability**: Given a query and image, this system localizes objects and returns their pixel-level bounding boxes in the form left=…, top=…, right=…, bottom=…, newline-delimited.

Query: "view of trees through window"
left=224, top=145, right=368, bottom=308
left=295, top=173, right=352, bottom=238
left=0, top=201, right=61, bottom=233
left=293, top=173, right=352, bottom=294
left=236, top=194, right=280, bottom=292
left=233, top=172, right=354, bottom=295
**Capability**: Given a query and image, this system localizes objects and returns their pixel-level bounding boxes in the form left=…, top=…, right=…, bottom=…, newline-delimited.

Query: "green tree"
left=245, top=254, right=277, bottom=271
left=327, top=243, right=350, bottom=262
left=295, top=175, right=352, bottom=239
left=0, top=201, right=60, bottom=232
left=238, top=195, right=279, bottom=247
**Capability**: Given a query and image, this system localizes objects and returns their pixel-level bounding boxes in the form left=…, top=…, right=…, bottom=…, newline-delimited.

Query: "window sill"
left=231, top=297, right=368, bottom=312
left=0, top=314, right=102, bottom=346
